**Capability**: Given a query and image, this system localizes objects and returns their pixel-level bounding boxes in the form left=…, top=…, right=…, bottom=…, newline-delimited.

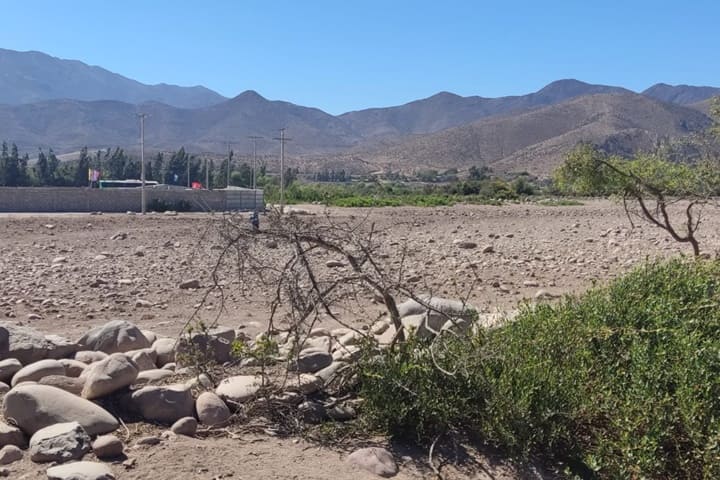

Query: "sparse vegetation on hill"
left=359, top=259, right=720, bottom=479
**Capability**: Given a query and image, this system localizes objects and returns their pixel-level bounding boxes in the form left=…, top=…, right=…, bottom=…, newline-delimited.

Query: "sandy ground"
left=1, top=199, right=716, bottom=479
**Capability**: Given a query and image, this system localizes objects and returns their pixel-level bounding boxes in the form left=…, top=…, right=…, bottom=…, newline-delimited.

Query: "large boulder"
left=215, top=375, right=263, bottom=405
left=81, top=353, right=138, bottom=399
left=3, top=384, right=118, bottom=436
left=11, top=359, right=66, bottom=386
left=396, top=296, right=476, bottom=320
left=0, top=323, right=78, bottom=364
left=77, top=320, right=150, bottom=354
left=59, top=359, right=88, bottom=378
left=346, top=447, right=398, bottom=478
left=128, top=384, right=194, bottom=423
left=151, top=338, right=176, bottom=367
left=195, top=392, right=231, bottom=427
left=176, top=326, right=235, bottom=365
left=46, top=461, right=115, bottom=480
left=0, top=358, right=22, bottom=384
left=291, top=348, right=332, bottom=373
left=39, top=375, right=86, bottom=396
left=29, top=421, right=91, bottom=463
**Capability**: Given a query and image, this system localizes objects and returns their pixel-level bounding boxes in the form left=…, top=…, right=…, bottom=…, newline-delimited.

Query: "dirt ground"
left=1, top=199, right=716, bottom=479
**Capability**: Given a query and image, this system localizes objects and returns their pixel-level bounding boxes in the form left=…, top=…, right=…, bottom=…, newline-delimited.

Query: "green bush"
left=358, top=259, right=720, bottom=478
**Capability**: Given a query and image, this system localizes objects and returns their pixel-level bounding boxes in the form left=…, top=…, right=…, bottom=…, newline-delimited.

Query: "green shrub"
left=358, top=259, right=720, bottom=478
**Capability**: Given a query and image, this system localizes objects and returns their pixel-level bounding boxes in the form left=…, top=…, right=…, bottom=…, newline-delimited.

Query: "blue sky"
left=1, top=0, right=718, bottom=114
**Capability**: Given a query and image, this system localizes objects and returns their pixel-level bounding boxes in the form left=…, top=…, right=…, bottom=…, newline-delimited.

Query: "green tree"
left=35, top=149, right=50, bottom=185
left=47, top=149, right=59, bottom=185
left=74, top=147, right=90, bottom=187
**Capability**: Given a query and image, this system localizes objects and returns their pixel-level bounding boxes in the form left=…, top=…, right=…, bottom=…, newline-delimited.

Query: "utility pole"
left=248, top=135, right=262, bottom=211
left=187, top=157, right=190, bottom=188
left=137, top=113, right=147, bottom=214
left=273, top=129, right=291, bottom=213
left=226, top=142, right=233, bottom=188
left=248, top=136, right=262, bottom=190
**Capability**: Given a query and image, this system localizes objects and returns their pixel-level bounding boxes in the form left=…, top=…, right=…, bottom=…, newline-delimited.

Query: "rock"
left=0, top=383, right=7, bottom=396
left=0, top=422, right=25, bottom=448
left=170, top=417, right=197, bottom=436
left=140, top=330, right=157, bottom=345
left=0, top=359, right=22, bottom=384
left=325, top=260, right=345, bottom=268
left=44, top=335, right=80, bottom=359
left=3, top=384, right=118, bottom=436
left=215, top=375, right=263, bottom=405
left=134, top=369, right=174, bottom=385
left=11, top=359, right=66, bottom=386
left=337, top=331, right=362, bottom=347
left=454, top=240, right=477, bottom=249
left=315, top=361, right=348, bottom=383
left=128, top=384, right=194, bottom=423
left=285, top=374, right=323, bottom=395
left=482, top=245, right=495, bottom=253
left=91, top=435, right=123, bottom=459
left=81, top=353, right=138, bottom=399
left=292, top=348, right=332, bottom=373
left=346, top=447, right=398, bottom=478
left=39, top=376, right=86, bottom=396
left=299, top=334, right=332, bottom=353
left=298, top=400, right=327, bottom=424
left=178, top=279, right=200, bottom=290
left=29, top=421, right=91, bottom=463
left=195, top=392, right=231, bottom=427
left=135, top=436, right=161, bottom=446
left=74, top=351, right=107, bottom=364
left=46, top=461, right=115, bottom=480
left=151, top=338, right=176, bottom=366
left=0, top=328, right=7, bottom=357
left=176, top=326, right=235, bottom=365
left=0, top=445, right=22, bottom=465
left=59, top=359, right=88, bottom=378
left=265, top=240, right=278, bottom=249
left=0, top=323, right=78, bottom=365
left=332, top=345, right=361, bottom=362
left=327, top=404, right=357, bottom=421
left=0, top=358, right=22, bottom=383
left=128, top=350, right=155, bottom=371
left=78, top=320, right=150, bottom=354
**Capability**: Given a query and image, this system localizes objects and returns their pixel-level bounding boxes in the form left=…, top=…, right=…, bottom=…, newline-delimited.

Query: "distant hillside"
left=353, top=93, right=712, bottom=176
left=0, top=48, right=227, bottom=108
left=339, top=79, right=630, bottom=139
left=643, top=83, right=720, bottom=105
left=0, top=91, right=360, bottom=155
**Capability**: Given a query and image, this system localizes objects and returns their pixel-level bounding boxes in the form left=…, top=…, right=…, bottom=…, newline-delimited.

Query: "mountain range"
left=0, top=48, right=718, bottom=176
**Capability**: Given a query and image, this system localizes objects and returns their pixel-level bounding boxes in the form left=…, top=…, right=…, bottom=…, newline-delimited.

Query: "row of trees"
left=0, top=143, right=280, bottom=189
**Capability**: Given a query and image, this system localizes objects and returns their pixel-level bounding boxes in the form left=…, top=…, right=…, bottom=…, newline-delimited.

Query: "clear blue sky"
left=1, top=0, right=718, bottom=114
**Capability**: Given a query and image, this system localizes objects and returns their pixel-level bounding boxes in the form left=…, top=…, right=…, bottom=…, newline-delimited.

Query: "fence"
left=0, top=186, right=264, bottom=213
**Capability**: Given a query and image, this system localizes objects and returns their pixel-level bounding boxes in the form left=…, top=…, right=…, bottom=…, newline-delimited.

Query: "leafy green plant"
left=359, top=259, right=720, bottom=478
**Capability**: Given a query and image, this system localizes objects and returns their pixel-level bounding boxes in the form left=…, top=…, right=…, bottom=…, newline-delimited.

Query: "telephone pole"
left=247, top=136, right=262, bottom=190
left=137, top=113, right=147, bottom=214
left=273, top=129, right=292, bottom=213
left=226, top=142, right=233, bottom=188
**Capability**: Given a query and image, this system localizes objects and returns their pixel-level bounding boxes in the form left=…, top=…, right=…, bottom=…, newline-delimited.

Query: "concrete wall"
left=0, top=187, right=264, bottom=213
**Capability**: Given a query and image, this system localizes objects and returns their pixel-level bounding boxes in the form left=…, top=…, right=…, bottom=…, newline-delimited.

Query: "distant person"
left=250, top=211, right=259, bottom=232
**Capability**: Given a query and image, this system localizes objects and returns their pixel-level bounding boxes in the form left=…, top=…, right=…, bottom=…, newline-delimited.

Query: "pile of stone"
left=0, top=296, right=486, bottom=478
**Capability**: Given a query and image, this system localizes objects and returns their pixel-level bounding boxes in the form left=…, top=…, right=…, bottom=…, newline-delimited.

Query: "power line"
left=273, top=128, right=292, bottom=213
